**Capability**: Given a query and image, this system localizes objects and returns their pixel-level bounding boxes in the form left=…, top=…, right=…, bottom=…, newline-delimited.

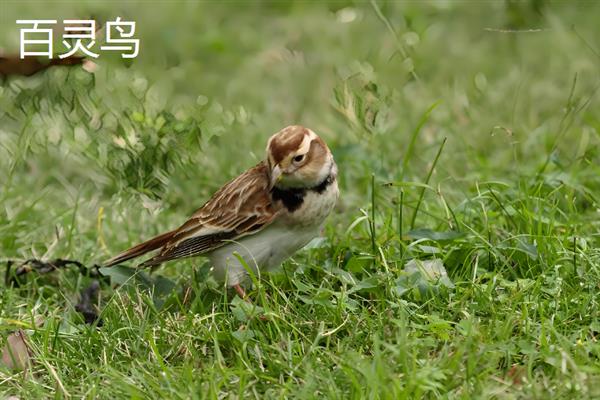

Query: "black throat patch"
left=271, top=174, right=334, bottom=212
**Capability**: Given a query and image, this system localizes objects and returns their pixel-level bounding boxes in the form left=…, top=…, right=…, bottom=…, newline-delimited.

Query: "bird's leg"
left=233, top=283, right=247, bottom=300
left=232, top=283, right=268, bottom=321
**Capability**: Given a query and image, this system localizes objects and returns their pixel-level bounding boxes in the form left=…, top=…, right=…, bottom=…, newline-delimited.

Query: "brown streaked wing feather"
left=140, top=161, right=280, bottom=266
left=140, top=231, right=238, bottom=267
left=103, top=229, right=176, bottom=267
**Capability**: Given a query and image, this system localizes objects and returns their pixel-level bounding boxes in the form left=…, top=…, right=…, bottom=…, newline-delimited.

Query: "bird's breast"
left=277, top=178, right=338, bottom=228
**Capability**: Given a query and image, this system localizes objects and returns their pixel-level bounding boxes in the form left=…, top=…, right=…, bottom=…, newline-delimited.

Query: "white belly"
left=208, top=178, right=338, bottom=286
left=208, top=223, right=319, bottom=286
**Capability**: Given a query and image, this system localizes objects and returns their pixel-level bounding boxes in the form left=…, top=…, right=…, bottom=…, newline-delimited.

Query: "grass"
left=1, top=1, right=600, bottom=398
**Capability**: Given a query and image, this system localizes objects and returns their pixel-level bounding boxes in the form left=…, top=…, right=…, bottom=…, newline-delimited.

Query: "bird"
left=104, top=125, right=339, bottom=298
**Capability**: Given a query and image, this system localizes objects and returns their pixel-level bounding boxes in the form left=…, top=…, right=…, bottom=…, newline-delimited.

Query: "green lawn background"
left=1, top=1, right=599, bottom=398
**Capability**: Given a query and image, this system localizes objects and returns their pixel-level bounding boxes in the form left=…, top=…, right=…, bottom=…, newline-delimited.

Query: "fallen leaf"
left=1, top=330, right=32, bottom=370
left=507, top=363, right=525, bottom=385
left=5, top=258, right=104, bottom=287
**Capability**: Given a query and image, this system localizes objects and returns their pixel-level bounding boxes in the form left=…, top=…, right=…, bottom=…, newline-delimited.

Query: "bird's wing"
left=137, top=161, right=279, bottom=267
left=104, top=161, right=279, bottom=268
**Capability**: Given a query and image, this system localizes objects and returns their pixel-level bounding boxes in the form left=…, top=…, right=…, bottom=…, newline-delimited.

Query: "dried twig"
left=4, top=258, right=104, bottom=286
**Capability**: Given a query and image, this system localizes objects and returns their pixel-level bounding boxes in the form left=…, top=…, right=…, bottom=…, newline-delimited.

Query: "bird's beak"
left=270, top=164, right=282, bottom=189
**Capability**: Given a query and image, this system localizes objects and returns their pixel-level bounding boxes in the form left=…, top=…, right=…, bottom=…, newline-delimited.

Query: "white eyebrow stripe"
left=297, top=130, right=317, bottom=154
left=297, top=136, right=311, bottom=154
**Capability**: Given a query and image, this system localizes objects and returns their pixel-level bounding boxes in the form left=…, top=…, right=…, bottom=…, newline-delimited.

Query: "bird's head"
left=266, top=125, right=334, bottom=190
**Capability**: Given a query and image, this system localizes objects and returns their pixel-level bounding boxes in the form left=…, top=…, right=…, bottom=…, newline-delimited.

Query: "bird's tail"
left=103, top=230, right=176, bottom=268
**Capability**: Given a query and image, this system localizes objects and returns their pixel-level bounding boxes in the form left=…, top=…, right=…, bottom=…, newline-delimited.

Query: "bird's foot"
left=232, top=283, right=268, bottom=321
left=233, top=283, right=247, bottom=300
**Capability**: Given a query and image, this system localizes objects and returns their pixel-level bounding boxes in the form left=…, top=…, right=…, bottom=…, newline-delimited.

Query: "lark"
left=104, top=125, right=339, bottom=298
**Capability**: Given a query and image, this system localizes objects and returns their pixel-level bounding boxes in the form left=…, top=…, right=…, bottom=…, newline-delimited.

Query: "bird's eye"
left=293, top=154, right=305, bottom=163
